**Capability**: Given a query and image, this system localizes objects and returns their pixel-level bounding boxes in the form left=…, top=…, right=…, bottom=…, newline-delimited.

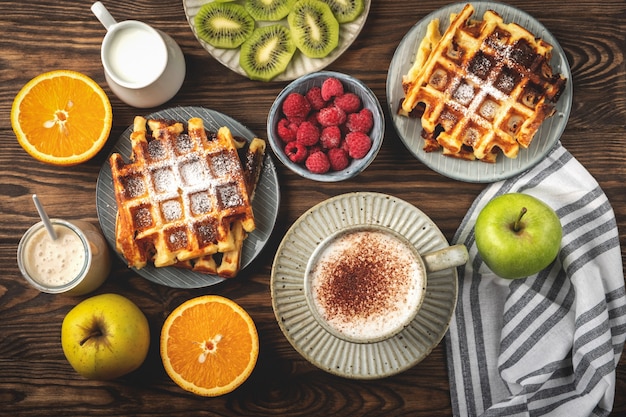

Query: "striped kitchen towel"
left=446, top=142, right=626, bottom=417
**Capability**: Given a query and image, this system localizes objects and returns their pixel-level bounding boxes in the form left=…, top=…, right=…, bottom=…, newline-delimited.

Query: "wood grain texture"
left=0, top=0, right=624, bottom=415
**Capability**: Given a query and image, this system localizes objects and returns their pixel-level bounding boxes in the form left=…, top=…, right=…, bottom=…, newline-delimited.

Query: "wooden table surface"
left=1, top=0, right=624, bottom=415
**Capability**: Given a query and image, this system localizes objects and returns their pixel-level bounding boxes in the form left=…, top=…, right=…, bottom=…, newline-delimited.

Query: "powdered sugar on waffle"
left=109, top=117, right=256, bottom=269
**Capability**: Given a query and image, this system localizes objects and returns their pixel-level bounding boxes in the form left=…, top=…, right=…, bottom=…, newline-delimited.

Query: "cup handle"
left=91, top=1, right=117, bottom=30
left=422, top=244, right=468, bottom=273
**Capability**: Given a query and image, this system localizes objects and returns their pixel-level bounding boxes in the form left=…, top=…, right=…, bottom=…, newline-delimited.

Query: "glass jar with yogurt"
left=17, top=219, right=111, bottom=295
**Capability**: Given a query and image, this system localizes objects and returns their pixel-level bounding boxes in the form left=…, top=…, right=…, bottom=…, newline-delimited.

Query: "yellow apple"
left=61, top=293, right=150, bottom=380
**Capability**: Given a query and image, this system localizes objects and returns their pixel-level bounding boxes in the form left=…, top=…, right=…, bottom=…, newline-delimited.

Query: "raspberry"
left=345, top=131, right=372, bottom=159
left=308, top=144, right=323, bottom=155
left=346, top=108, right=374, bottom=133
left=340, top=138, right=350, bottom=154
left=305, top=86, right=326, bottom=110
left=305, top=151, right=331, bottom=174
left=287, top=115, right=307, bottom=125
left=320, top=126, right=342, bottom=149
left=321, top=77, right=344, bottom=101
left=334, top=93, right=361, bottom=114
left=277, top=118, right=298, bottom=142
left=306, top=112, right=320, bottom=126
left=282, top=93, right=311, bottom=118
left=284, top=141, right=308, bottom=163
left=296, top=121, right=320, bottom=146
left=317, top=106, right=346, bottom=127
left=327, top=148, right=350, bottom=171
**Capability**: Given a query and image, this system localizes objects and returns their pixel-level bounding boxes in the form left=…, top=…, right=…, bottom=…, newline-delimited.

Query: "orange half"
left=160, top=295, right=259, bottom=396
left=11, top=70, right=112, bottom=166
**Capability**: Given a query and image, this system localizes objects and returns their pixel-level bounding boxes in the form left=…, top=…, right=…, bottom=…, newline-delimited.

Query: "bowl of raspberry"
left=267, top=71, right=385, bottom=182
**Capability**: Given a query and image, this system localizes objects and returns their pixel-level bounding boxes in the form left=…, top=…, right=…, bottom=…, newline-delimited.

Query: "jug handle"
left=91, top=1, right=117, bottom=30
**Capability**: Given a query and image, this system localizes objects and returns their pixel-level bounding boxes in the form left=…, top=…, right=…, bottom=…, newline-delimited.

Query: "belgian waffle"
left=176, top=137, right=266, bottom=278
left=400, top=3, right=567, bottom=162
left=110, top=116, right=258, bottom=276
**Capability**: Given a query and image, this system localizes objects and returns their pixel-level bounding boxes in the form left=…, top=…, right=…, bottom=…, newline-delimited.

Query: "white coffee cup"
left=305, top=225, right=468, bottom=343
left=91, top=1, right=185, bottom=108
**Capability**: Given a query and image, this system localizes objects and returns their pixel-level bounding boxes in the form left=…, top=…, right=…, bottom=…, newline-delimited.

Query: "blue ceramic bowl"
left=267, top=71, right=385, bottom=182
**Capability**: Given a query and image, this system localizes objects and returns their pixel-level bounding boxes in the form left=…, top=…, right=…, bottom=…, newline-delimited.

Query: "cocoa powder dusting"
left=314, top=231, right=414, bottom=325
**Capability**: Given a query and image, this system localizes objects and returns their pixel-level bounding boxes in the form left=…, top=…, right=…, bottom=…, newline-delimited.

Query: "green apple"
left=474, top=193, right=562, bottom=279
left=61, top=293, right=150, bottom=380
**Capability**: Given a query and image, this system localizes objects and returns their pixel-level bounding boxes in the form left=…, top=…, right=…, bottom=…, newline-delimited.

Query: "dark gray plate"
left=96, top=106, right=280, bottom=288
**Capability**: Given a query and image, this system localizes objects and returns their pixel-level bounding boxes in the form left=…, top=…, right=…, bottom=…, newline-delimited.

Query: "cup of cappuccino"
left=305, top=225, right=467, bottom=344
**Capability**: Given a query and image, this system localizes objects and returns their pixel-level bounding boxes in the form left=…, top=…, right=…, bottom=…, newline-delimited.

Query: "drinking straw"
left=32, top=194, right=57, bottom=240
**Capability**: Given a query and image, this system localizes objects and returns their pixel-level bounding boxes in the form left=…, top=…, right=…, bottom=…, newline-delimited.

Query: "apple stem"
left=80, top=330, right=103, bottom=346
left=513, top=207, right=528, bottom=232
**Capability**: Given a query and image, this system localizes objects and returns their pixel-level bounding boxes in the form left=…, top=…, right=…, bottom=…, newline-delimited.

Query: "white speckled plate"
left=183, top=0, right=371, bottom=81
left=96, top=106, right=280, bottom=288
left=386, top=2, right=573, bottom=183
left=270, top=192, right=458, bottom=379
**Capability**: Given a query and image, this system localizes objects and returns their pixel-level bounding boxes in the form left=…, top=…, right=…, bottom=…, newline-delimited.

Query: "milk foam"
left=310, top=230, right=426, bottom=342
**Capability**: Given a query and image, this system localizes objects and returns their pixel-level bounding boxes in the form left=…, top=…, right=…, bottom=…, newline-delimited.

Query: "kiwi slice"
left=245, top=0, right=296, bottom=21
left=320, top=0, right=364, bottom=23
left=194, top=2, right=255, bottom=49
left=288, top=0, right=339, bottom=58
left=239, top=24, right=296, bottom=82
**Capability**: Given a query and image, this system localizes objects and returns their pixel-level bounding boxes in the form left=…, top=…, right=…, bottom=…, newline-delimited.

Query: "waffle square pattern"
left=110, top=116, right=256, bottom=276
left=401, top=3, right=566, bottom=162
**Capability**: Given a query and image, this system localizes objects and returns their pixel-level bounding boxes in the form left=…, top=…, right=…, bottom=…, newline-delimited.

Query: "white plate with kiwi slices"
left=183, top=0, right=370, bottom=82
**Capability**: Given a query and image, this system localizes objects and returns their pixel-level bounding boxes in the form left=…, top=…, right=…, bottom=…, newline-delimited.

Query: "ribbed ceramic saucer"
left=270, top=192, right=458, bottom=379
